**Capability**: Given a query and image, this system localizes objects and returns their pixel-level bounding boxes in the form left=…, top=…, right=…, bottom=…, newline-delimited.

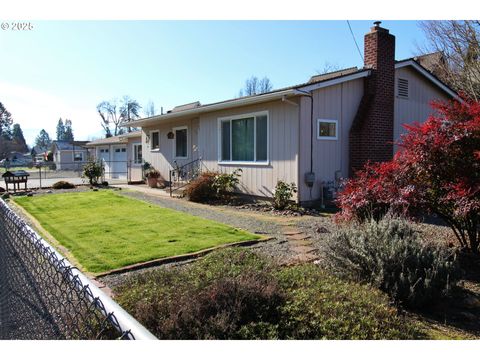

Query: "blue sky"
left=0, top=20, right=428, bottom=146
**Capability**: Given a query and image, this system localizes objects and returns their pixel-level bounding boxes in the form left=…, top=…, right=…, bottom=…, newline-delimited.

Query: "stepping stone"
left=287, top=233, right=311, bottom=240
left=288, top=253, right=320, bottom=264
left=291, top=245, right=317, bottom=254
left=283, top=230, right=303, bottom=235
left=288, top=239, right=312, bottom=247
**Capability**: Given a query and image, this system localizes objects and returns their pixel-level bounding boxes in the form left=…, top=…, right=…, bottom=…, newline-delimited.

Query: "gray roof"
left=52, top=141, right=89, bottom=151
left=308, top=67, right=359, bottom=83
left=86, top=131, right=141, bottom=147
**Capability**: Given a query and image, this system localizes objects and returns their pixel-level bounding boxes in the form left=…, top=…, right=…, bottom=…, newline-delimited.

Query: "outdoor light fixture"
left=145, top=134, right=150, bottom=143
left=167, top=131, right=174, bottom=139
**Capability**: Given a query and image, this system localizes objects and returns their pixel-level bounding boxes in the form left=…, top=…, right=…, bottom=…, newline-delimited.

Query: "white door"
left=112, top=146, right=127, bottom=179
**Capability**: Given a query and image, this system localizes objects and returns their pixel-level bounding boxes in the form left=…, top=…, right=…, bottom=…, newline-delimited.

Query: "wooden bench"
left=2, top=170, right=30, bottom=192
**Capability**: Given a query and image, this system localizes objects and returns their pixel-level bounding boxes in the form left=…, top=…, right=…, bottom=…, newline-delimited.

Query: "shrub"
left=82, top=159, right=103, bottom=185
left=52, top=181, right=76, bottom=189
left=115, top=248, right=422, bottom=339
left=273, top=180, right=297, bottom=210
left=323, top=217, right=461, bottom=308
left=0, top=187, right=5, bottom=193
left=184, top=171, right=218, bottom=203
left=213, top=169, right=242, bottom=200
left=336, top=99, right=480, bottom=253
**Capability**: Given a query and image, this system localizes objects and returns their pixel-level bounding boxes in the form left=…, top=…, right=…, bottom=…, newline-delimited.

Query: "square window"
left=74, top=152, right=83, bottom=161
left=317, top=120, right=338, bottom=140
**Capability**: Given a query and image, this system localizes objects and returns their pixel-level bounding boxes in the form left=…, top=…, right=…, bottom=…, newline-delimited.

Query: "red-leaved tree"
left=336, top=99, right=480, bottom=253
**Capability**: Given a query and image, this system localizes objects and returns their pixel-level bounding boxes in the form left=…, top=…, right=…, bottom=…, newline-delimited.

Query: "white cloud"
left=0, top=81, right=103, bottom=146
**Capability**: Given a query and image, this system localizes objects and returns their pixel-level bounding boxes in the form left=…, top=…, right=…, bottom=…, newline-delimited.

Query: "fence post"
left=38, top=165, right=42, bottom=190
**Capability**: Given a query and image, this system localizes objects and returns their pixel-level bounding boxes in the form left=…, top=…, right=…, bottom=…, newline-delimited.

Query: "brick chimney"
left=349, top=21, right=395, bottom=175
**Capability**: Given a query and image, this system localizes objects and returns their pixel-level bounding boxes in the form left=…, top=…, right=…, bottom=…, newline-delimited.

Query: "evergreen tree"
left=35, top=129, right=52, bottom=152
left=64, top=119, right=74, bottom=141
left=0, top=101, right=13, bottom=140
left=11, top=123, right=28, bottom=153
left=56, top=118, right=65, bottom=141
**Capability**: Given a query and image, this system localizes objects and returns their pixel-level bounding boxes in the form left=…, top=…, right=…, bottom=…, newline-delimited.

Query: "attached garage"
left=86, top=131, right=143, bottom=182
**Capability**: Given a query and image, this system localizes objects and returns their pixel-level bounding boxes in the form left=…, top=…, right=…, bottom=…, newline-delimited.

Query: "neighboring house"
left=123, top=22, right=458, bottom=205
left=51, top=141, right=90, bottom=171
left=1, top=151, right=33, bottom=166
left=86, top=131, right=142, bottom=181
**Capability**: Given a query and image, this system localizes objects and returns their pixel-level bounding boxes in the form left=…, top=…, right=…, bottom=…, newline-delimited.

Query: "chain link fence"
left=0, top=199, right=156, bottom=340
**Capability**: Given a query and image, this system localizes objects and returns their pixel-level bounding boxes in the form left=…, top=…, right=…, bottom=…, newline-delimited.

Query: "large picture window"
left=174, top=127, right=188, bottom=159
left=219, top=112, right=268, bottom=164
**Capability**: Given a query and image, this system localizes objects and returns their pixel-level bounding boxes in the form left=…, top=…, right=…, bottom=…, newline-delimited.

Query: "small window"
left=74, top=152, right=84, bottom=161
left=121, top=148, right=126, bottom=153
left=174, top=127, right=188, bottom=159
left=133, top=144, right=142, bottom=164
left=317, top=119, right=338, bottom=140
left=115, top=149, right=120, bottom=153
left=151, top=131, right=160, bottom=150
left=398, top=78, right=409, bottom=98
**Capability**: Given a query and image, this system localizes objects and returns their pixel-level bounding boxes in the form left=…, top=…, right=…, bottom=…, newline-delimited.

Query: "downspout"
left=294, top=89, right=316, bottom=202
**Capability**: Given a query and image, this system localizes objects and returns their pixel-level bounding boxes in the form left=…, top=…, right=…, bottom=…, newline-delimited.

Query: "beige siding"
left=298, top=79, right=364, bottom=202
left=394, top=67, right=450, bottom=151
left=142, top=117, right=200, bottom=183
left=142, top=100, right=300, bottom=199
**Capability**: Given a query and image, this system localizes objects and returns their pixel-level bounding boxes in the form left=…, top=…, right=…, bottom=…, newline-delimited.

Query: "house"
left=122, top=22, right=458, bottom=205
left=86, top=131, right=142, bottom=182
left=50, top=141, right=90, bottom=170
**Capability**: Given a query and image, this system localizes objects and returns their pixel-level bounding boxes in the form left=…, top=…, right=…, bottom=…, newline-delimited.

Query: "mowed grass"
left=14, top=190, right=260, bottom=274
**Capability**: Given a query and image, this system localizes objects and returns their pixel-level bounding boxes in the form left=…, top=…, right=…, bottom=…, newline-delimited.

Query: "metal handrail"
left=169, top=157, right=205, bottom=196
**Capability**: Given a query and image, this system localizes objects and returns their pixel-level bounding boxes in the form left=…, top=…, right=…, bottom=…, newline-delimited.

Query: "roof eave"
left=122, top=89, right=298, bottom=128
left=395, top=60, right=460, bottom=100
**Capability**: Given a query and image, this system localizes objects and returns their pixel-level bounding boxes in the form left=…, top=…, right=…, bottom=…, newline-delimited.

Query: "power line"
left=347, top=20, right=364, bottom=63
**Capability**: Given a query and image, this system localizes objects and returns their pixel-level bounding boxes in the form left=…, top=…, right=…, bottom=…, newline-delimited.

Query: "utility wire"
left=347, top=20, right=364, bottom=62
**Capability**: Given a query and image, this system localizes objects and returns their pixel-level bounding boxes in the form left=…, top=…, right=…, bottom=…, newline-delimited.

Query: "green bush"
left=213, top=169, right=242, bottom=200
left=273, top=180, right=297, bottom=210
left=52, top=181, right=75, bottom=189
left=323, top=217, right=461, bottom=308
left=115, top=248, right=422, bottom=339
left=82, top=159, right=103, bottom=185
left=184, top=171, right=218, bottom=203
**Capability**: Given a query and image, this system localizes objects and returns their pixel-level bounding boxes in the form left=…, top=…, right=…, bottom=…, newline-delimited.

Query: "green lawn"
left=14, top=190, right=260, bottom=274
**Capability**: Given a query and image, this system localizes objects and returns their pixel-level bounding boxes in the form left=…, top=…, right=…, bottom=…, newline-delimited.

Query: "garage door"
left=112, top=147, right=127, bottom=179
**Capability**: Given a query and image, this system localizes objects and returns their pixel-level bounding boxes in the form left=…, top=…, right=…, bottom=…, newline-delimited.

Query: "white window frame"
left=217, top=110, right=269, bottom=166
left=73, top=151, right=84, bottom=162
left=150, top=130, right=160, bottom=151
left=173, top=126, right=189, bottom=160
left=317, top=119, right=338, bottom=140
left=132, top=142, right=142, bottom=165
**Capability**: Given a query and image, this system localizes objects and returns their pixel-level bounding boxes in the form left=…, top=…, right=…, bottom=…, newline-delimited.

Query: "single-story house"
left=122, top=22, right=459, bottom=205
left=51, top=141, right=90, bottom=171
left=86, top=131, right=142, bottom=182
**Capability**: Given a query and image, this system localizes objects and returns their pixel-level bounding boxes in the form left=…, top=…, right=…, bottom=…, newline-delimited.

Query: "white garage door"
left=112, top=146, right=127, bottom=179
